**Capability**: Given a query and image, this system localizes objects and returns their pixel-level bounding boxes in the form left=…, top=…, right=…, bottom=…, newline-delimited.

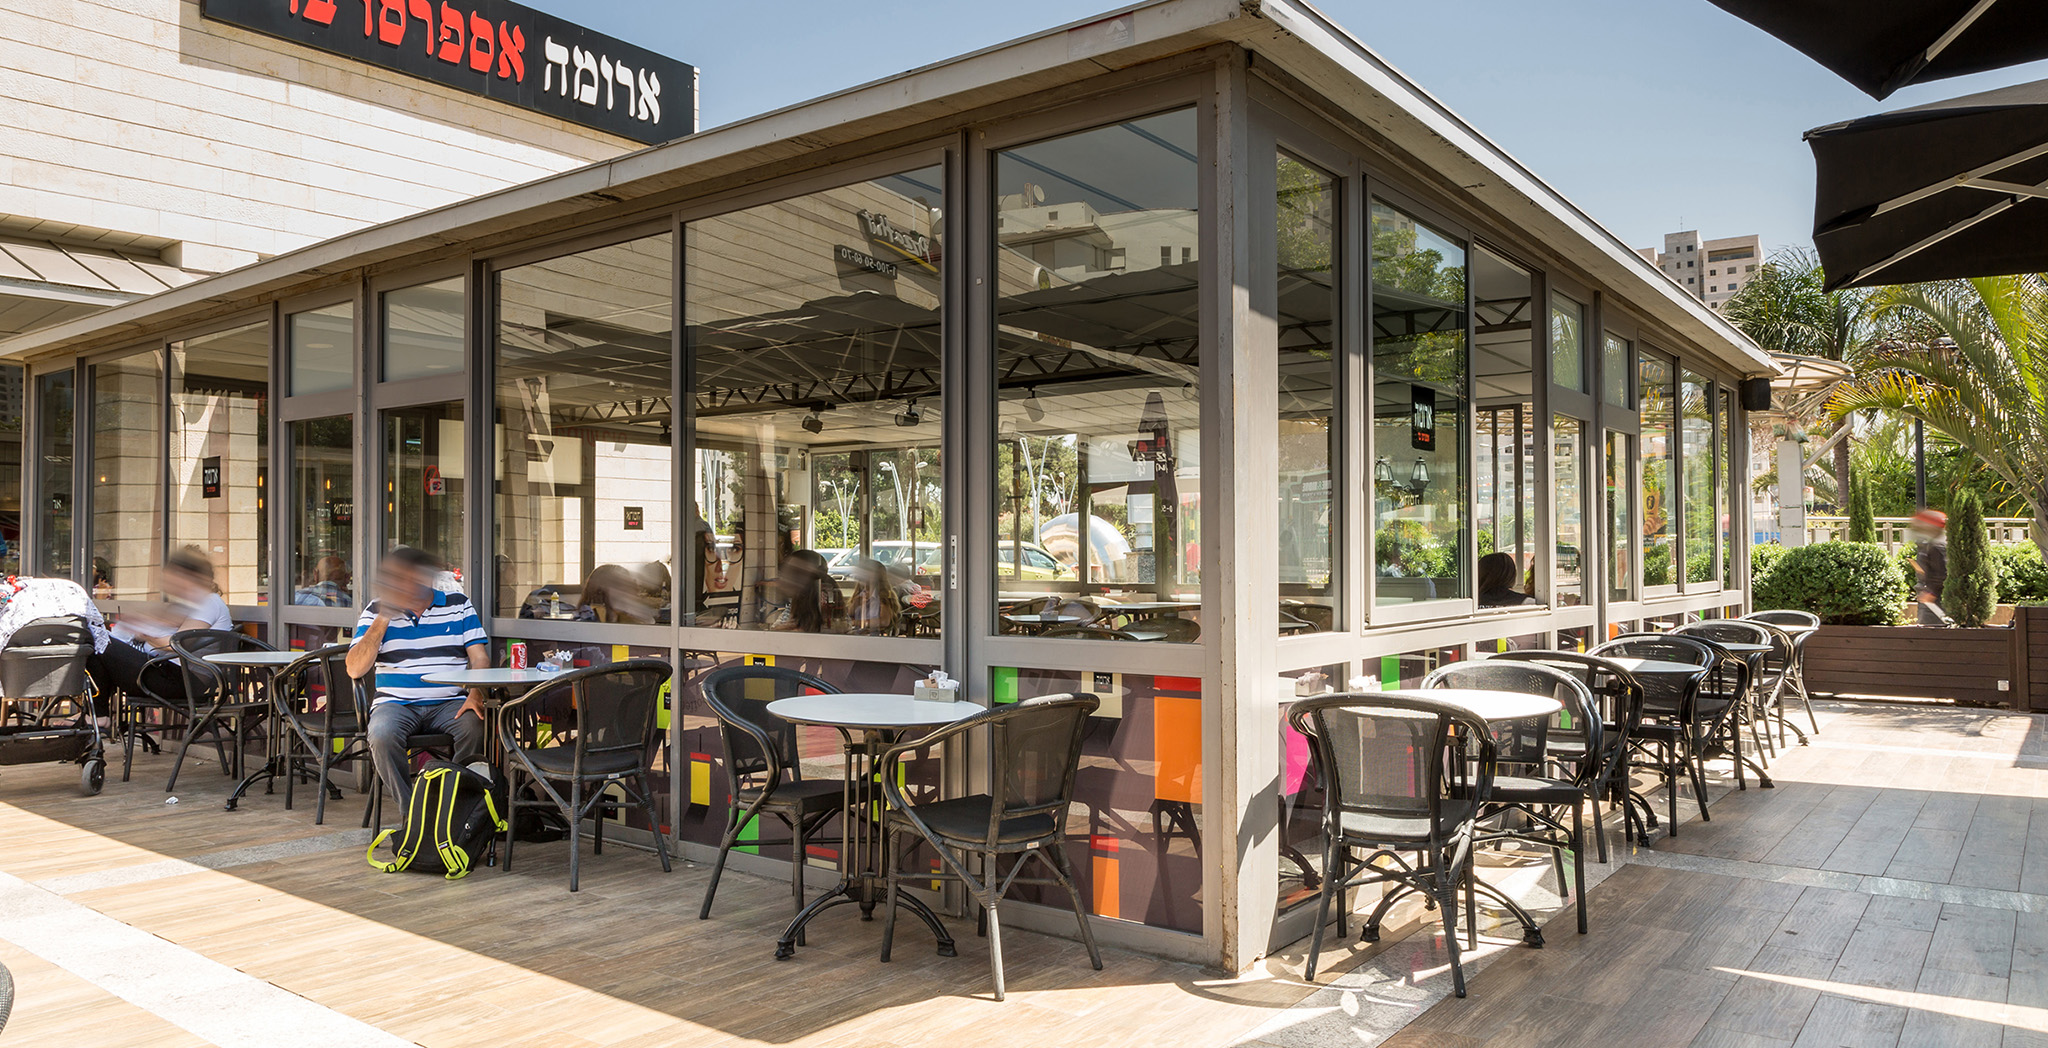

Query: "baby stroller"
left=0, top=616, right=107, bottom=794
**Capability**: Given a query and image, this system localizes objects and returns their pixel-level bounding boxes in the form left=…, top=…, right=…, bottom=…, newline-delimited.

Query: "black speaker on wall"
left=1739, top=376, right=1773, bottom=412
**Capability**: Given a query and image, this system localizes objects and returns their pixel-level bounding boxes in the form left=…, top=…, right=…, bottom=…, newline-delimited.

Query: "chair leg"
left=700, top=809, right=741, bottom=919
left=313, top=742, right=335, bottom=825
left=1440, top=879, right=1467, bottom=999
left=167, top=710, right=215, bottom=793
left=1303, top=839, right=1337, bottom=981
left=1572, top=802, right=1588, bottom=935
left=364, top=775, right=380, bottom=831
left=568, top=778, right=583, bottom=892
left=121, top=708, right=138, bottom=783
left=879, top=826, right=900, bottom=963
left=985, top=892, right=1007, bottom=1002
left=641, top=777, right=671, bottom=874
left=502, top=767, right=519, bottom=873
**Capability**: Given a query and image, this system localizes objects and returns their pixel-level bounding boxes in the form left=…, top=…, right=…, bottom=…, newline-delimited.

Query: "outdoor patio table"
left=766, top=692, right=977, bottom=961
left=419, top=666, right=564, bottom=764
left=1599, top=656, right=1708, bottom=678
left=1001, top=612, right=1090, bottom=632
left=205, top=649, right=310, bottom=812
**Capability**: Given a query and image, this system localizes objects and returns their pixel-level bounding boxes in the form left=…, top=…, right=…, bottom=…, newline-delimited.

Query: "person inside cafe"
left=1477, top=551, right=1538, bottom=608
left=89, top=546, right=235, bottom=705
left=346, top=545, right=490, bottom=814
left=757, top=548, right=842, bottom=632
left=846, top=557, right=902, bottom=635
left=291, top=555, right=353, bottom=608
left=575, top=562, right=659, bottom=625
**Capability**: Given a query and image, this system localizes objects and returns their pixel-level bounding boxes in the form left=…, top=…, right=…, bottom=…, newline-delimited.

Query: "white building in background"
left=0, top=0, right=693, bottom=340
left=1637, top=230, right=1764, bottom=313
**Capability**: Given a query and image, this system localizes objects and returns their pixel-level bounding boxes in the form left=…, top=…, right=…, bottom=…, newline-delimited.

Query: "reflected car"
left=995, top=542, right=1075, bottom=581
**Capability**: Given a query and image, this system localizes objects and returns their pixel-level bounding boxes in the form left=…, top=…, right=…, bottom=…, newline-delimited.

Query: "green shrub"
left=1751, top=542, right=1788, bottom=583
left=1848, top=481, right=1876, bottom=543
left=1895, top=545, right=1919, bottom=592
left=1752, top=540, right=1908, bottom=625
left=1993, top=542, right=2048, bottom=604
left=1944, top=492, right=1997, bottom=627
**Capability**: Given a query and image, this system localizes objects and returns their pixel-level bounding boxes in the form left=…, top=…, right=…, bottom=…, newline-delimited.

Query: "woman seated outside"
left=1476, top=550, right=1539, bottom=608
left=89, top=546, right=234, bottom=704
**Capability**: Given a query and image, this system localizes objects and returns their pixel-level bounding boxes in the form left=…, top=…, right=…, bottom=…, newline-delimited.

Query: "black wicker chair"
left=271, top=644, right=370, bottom=824
left=1423, top=660, right=1599, bottom=935
left=696, top=665, right=846, bottom=930
left=1744, top=609, right=1821, bottom=739
left=1489, top=650, right=1651, bottom=854
left=1284, top=691, right=1499, bottom=995
left=163, top=630, right=277, bottom=793
left=1591, top=634, right=1753, bottom=833
left=877, top=694, right=1103, bottom=1001
left=499, top=659, right=675, bottom=891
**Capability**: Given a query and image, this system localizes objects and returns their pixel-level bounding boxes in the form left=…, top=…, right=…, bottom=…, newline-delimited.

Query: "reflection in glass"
left=90, top=352, right=163, bottom=602
left=1554, top=415, right=1586, bottom=606
left=1475, top=248, right=1534, bottom=607
left=1681, top=370, right=1714, bottom=586
left=382, top=277, right=464, bottom=382
left=291, top=417, right=354, bottom=608
left=35, top=369, right=73, bottom=577
left=383, top=402, right=464, bottom=569
left=1372, top=199, right=1467, bottom=605
left=495, top=233, right=674, bottom=622
left=994, top=112, right=1202, bottom=641
left=1603, top=332, right=1631, bottom=407
left=1640, top=353, right=1675, bottom=586
left=1276, top=153, right=1338, bottom=634
left=687, top=166, right=944, bottom=637
left=171, top=323, right=269, bottom=605
left=1607, top=430, right=1634, bottom=602
left=1278, top=661, right=1345, bottom=910
left=290, top=302, right=354, bottom=395
left=1550, top=294, right=1586, bottom=393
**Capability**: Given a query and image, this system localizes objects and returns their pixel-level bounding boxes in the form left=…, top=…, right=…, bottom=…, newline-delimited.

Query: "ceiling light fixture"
left=895, top=398, right=923, bottom=427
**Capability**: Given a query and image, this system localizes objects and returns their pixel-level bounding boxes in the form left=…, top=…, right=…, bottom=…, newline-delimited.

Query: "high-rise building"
left=1638, top=230, right=1763, bottom=313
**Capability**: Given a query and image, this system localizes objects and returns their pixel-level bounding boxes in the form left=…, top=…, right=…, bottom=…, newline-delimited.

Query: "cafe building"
left=0, top=0, right=1775, bottom=971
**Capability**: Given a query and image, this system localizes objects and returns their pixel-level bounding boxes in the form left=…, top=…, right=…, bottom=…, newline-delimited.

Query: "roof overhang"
left=0, top=0, right=1774, bottom=378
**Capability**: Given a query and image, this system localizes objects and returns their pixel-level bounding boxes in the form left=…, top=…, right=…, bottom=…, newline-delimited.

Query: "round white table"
left=1375, top=687, right=1562, bottom=722
left=201, top=648, right=307, bottom=810
left=1601, top=656, right=1709, bottom=677
left=766, top=693, right=978, bottom=960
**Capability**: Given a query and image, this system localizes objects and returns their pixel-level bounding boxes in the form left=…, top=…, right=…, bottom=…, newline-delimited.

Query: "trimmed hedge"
left=1993, top=541, right=2048, bottom=605
left=1752, top=540, right=1908, bottom=625
left=1751, top=542, right=1788, bottom=584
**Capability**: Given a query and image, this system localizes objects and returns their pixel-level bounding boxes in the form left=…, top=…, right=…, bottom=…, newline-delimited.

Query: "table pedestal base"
left=775, top=879, right=957, bottom=960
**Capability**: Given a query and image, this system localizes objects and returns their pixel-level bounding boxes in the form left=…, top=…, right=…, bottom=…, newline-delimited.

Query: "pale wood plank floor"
left=8, top=701, right=2048, bottom=1047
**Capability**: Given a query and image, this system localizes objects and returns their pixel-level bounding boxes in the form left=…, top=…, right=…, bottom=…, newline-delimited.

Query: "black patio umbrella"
left=1807, top=77, right=2048, bottom=288
left=1708, top=0, right=2048, bottom=100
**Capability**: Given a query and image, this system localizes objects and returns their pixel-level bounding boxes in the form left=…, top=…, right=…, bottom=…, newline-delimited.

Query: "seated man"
left=346, top=546, right=490, bottom=814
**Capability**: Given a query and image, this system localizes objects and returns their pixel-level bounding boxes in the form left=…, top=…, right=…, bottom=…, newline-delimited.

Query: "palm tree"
left=1722, top=248, right=1875, bottom=507
left=1829, top=275, right=2048, bottom=560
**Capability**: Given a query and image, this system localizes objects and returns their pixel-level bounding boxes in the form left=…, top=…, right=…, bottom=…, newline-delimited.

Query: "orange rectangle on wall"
left=1154, top=694, right=1202, bottom=804
left=1091, top=835, right=1121, bottom=920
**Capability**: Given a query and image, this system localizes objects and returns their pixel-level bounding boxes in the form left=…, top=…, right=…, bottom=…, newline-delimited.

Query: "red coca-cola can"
left=509, top=642, right=528, bottom=669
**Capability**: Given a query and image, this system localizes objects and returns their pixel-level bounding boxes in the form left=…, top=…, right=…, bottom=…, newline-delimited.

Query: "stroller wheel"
left=81, top=759, right=105, bottom=796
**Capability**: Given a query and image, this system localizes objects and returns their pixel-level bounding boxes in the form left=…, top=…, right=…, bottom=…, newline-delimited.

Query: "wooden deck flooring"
left=4, top=702, right=2047, bottom=1047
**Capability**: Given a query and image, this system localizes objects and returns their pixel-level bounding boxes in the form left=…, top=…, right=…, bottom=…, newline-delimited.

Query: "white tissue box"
left=913, top=684, right=959, bottom=706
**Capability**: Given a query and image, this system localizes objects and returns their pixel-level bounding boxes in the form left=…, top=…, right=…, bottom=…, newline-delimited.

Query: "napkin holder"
left=913, top=682, right=960, bottom=706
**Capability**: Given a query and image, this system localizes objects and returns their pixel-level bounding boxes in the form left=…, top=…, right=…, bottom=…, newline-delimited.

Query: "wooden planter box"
left=1804, top=620, right=2021, bottom=708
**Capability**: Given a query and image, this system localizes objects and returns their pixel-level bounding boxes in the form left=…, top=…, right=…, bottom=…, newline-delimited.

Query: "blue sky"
left=525, top=0, right=2048, bottom=257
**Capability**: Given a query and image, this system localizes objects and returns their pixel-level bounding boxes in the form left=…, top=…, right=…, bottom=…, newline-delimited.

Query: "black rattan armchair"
left=164, top=630, right=277, bottom=793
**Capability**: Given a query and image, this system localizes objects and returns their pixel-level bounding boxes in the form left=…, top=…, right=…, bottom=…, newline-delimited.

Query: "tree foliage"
left=1848, top=479, right=1876, bottom=543
left=1943, top=491, right=1997, bottom=627
left=1752, top=541, right=1907, bottom=625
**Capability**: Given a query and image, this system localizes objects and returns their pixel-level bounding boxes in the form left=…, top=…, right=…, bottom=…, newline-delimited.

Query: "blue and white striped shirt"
left=353, top=589, right=489, bottom=706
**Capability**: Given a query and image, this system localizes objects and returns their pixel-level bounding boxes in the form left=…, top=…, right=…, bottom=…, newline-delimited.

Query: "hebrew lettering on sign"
left=213, top=0, right=693, bottom=143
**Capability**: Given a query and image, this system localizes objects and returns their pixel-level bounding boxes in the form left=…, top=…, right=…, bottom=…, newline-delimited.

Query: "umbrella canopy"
left=1807, top=77, right=2048, bottom=288
left=1709, top=0, right=2048, bottom=100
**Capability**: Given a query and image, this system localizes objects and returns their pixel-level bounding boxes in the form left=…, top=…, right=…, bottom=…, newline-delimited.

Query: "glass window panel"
left=1602, top=332, right=1631, bottom=407
left=1278, top=661, right=1346, bottom=912
left=290, top=417, right=355, bottom=608
left=289, top=301, right=354, bottom=395
left=688, top=165, right=944, bottom=637
left=1553, top=415, right=1586, bottom=606
left=1640, top=352, right=1675, bottom=587
left=1681, top=370, right=1714, bottom=587
left=171, top=322, right=270, bottom=606
left=382, top=277, right=464, bottom=382
left=1607, top=430, right=1634, bottom=602
left=1550, top=293, right=1586, bottom=393
left=35, top=369, right=73, bottom=577
left=0, top=365, right=21, bottom=578
left=1276, top=153, right=1338, bottom=634
left=1720, top=390, right=1735, bottom=587
left=1475, top=249, right=1534, bottom=608
left=495, top=233, right=674, bottom=622
left=1372, top=199, right=1467, bottom=605
left=383, top=401, right=464, bottom=570
left=995, top=112, right=1202, bottom=640
left=90, top=352, right=163, bottom=602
